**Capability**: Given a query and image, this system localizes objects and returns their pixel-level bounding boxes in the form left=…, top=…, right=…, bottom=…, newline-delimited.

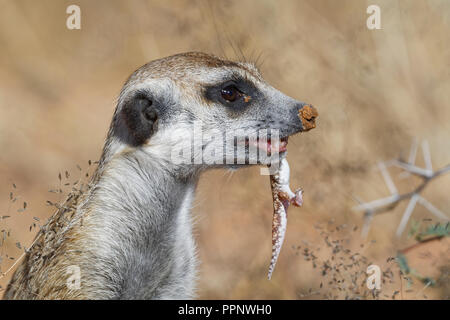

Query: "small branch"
left=399, top=235, right=445, bottom=255
left=353, top=139, right=449, bottom=237
left=435, top=164, right=450, bottom=177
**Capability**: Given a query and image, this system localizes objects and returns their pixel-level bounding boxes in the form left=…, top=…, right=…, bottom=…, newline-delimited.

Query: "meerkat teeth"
left=268, top=157, right=303, bottom=280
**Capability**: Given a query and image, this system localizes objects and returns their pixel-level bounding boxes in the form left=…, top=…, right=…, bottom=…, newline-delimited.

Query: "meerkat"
left=4, top=52, right=317, bottom=299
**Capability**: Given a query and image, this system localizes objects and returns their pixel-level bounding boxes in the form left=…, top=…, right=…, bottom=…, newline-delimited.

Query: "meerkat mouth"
left=246, top=136, right=289, bottom=154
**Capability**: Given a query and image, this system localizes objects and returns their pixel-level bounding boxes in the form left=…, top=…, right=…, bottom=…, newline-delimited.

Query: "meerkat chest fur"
left=79, top=151, right=198, bottom=299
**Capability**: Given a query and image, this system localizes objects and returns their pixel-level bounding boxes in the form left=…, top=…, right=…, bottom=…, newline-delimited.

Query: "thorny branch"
left=352, top=139, right=450, bottom=238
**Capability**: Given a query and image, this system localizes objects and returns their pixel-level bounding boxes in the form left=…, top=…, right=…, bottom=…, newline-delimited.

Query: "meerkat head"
left=104, top=52, right=317, bottom=175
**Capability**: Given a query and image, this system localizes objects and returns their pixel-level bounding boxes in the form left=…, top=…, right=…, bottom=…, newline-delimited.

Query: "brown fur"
left=128, top=52, right=262, bottom=85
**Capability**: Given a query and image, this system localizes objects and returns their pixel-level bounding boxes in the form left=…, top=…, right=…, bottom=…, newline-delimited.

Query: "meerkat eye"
left=221, top=85, right=241, bottom=102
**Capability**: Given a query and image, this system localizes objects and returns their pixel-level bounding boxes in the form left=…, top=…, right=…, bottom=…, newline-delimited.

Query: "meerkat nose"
left=298, top=104, right=318, bottom=131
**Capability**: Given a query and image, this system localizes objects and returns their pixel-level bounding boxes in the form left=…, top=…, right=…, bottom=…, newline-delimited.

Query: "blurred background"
left=0, top=0, right=449, bottom=299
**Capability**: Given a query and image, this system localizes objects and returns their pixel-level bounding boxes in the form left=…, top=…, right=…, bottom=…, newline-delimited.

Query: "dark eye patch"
left=204, top=77, right=259, bottom=112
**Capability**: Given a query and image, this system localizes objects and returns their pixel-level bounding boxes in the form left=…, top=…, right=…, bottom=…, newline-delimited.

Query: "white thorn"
left=361, top=210, right=374, bottom=239
left=417, top=196, right=449, bottom=220
left=396, top=194, right=419, bottom=238
left=408, top=138, right=419, bottom=164
left=352, top=194, right=400, bottom=212
left=378, top=162, right=398, bottom=195
left=421, top=140, right=433, bottom=173
left=399, top=138, right=418, bottom=179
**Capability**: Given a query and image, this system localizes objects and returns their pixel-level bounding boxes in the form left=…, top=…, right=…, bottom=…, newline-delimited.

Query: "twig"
left=399, top=235, right=446, bottom=255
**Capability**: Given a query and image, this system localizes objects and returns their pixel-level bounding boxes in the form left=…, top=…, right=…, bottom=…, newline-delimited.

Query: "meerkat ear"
left=121, top=93, right=158, bottom=146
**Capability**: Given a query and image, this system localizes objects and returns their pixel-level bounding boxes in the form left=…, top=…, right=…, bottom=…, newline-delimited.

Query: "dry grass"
left=0, top=0, right=449, bottom=299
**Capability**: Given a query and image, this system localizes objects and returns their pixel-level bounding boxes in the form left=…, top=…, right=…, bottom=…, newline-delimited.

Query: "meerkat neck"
left=81, top=149, right=198, bottom=299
